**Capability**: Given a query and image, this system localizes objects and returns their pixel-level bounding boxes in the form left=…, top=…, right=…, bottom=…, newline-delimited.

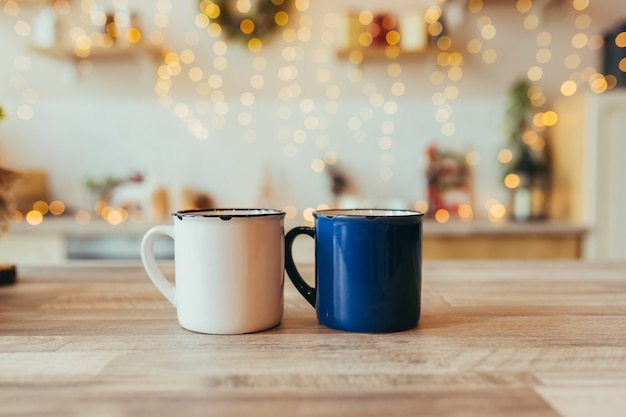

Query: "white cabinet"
left=551, top=90, right=626, bottom=260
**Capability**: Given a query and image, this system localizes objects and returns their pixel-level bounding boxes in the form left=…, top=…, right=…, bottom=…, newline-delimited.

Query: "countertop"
left=1, top=260, right=624, bottom=417
left=7, top=216, right=587, bottom=237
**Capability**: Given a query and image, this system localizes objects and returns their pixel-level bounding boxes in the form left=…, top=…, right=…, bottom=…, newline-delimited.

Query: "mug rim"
left=313, top=208, right=424, bottom=218
left=173, top=208, right=285, bottom=219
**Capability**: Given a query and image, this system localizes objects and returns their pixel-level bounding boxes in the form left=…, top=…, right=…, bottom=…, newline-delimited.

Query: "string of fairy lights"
left=0, top=0, right=621, bottom=227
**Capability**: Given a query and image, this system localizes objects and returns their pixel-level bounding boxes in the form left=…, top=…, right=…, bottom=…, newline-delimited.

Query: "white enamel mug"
left=141, top=208, right=285, bottom=334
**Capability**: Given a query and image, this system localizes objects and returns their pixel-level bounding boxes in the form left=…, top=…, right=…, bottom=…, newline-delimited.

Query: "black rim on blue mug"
left=285, top=208, right=424, bottom=333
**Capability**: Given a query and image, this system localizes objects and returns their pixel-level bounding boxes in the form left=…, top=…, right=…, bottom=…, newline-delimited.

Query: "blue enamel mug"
left=285, top=209, right=423, bottom=333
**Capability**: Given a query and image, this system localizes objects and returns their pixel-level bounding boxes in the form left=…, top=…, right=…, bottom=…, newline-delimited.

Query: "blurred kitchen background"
left=0, top=0, right=625, bottom=263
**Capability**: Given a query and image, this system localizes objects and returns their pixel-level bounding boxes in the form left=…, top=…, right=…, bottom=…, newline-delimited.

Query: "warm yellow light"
left=180, top=49, right=195, bottom=64
left=236, top=0, right=251, bottom=13
left=450, top=52, right=463, bottom=67
left=589, top=73, right=608, bottom=93
left=240, top=19, right=255, bottom=35
left=437, top=36, right=452, bottom=51
left=444, top=85, right=459, bottom=99
left=437, top=52, right=450, bottom=67
left=516, top=0, right=532, bottom=13
left=481, top=24, right=496, bottom=40
left=74, top=35, right=92, bottom=51
left=572, top=0, right=589, bottom=11
left=542, top=110, right=558, bottom=126
left=414, top=200, right=428, bottom=213
left=529, top=87, right=546, bottom=106
left=504, top=173, right=521, bottom=189
left=247, top=38, right=262, bottom=52
left=208, top=22, right=222, bottom=37
left=482, top=49, right=497, bottom=64
left=294, top=0, right=309, bottom=12
left=33, top=200, right=49, bottom=215
left=571, top=33, right=588, bottom=49
left=424, top=6, right=442, bottom=24
left=430, top=70, right=445, bottom=85
left=536, top=48, right=551, bottom=64
left=203, top=2, right=220, bottom=19
left=468, top=0, right=483, bottom=13
left=619, top=57, right=626, bottom=73
left=26, top=210, right=43, bottom=225
left=467, top=39, right=482, bottom=54
left=100, top=205, right=114, bottom=220
left=616, top=32, right=626, bottom=48
left=358, top=32, right=373, bottom=47
left=575, top=14, right=591, bottom=30
left=386, top=30, right=400, bottom=46
left=488, top=203, right=506, bottom=222
left=523, top=15, right=539, bottom=30
left=387, top=62, right=402, bottom=77
left=435, top=209, right=450, bottom=223
left=385, top=45, right=400, bottom=59
left=448, top=66, right=463, bottom=81
left=458, top=204, right=473, bottom=221
left=241, top=92, right=255, bottom=106
left=564, top=54, right=581, bottom=70
left=195, top=13, right=209, bottom=28
left=274, top=10, right=289, bottom=26
left=498, top=149, right=513, bottom=164
left=125, top=28, right=141, bottom=43
left=606, top=75, right=618, bottom=90
left=303, top=207, right=314, bottom=222
left=14, top=20, right=31, bottom=37
left=188, top=67, right=203, bottom=82
left=523, top=130, right=540, bottom=146
left=165, top=52, right=179, bottom=65
left=536, top=31, right=552, bottom=47
left=428, top=22, right=443, bottom=37
left=533, top=113, right=545, bottom=128
left=527, top=66, right=543, bottom=81
left=3, top=0, right=20, bottom=16
left=349, top=50, right=363, bottom=65
left=49, top=200, right=65, bottom=216
left=530, top=136, right=546, bottom=152
left=107, top=210, right=123, bottom=225
left=91, top=10, right=106, bottom=26
left=358, top=10, right=373, bottom=26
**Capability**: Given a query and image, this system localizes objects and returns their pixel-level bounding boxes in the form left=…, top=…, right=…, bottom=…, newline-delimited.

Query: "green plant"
left=0, top=106, right=21, bottom=233
left=503, top=79, right=548, bottom=177
left=505, top=79, right=534, bottom=148
left=198, top=0, right=290, bottom=45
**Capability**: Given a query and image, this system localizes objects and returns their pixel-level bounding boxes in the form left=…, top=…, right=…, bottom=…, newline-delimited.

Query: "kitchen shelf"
left=336, top=46, right=430, bottom=60
left=28, top=41, right=162, bottom=61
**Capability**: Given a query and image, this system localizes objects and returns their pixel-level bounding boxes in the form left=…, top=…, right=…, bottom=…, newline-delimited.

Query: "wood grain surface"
left=0, top=260, right=625, bottom=417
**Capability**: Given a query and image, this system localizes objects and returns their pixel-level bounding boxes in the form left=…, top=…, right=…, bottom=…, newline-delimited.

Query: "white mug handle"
left=141, top=225, right=176, bottom=306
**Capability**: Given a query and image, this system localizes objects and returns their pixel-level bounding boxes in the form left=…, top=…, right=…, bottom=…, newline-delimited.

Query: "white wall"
left=1, top=0, right=625, bottom=218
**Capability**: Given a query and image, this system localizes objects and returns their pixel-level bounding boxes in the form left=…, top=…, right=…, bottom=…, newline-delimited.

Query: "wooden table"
left=1, top=261, right=625, bottom=417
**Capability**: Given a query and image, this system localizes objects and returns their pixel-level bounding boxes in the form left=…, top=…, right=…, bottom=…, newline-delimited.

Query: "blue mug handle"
left=285, top=226, right=316, bottom=307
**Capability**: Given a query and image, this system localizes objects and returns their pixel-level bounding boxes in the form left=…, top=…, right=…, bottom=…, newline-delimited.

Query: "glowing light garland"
left=1, top=0, right=622, bottom=224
